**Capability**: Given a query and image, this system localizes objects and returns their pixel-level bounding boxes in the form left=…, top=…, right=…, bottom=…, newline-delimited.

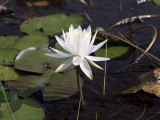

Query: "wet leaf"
left=0, top=99, right=44, bottom=120
left=153, top=0, right=160, bottom=5
left=42, top=69, right=80, bottom=101
left=142, top=80, right=160, bottom=97
left=0, top=66, right=18, bottom=81
left=20, top=18, right=41, bottom=34
left=121, top=72, right=154, bottom=94
left=14, top=47, right=67, bottom=73
left=95, top=42, right=129, bottom=59
left=0, top=48, right=20, bottom=65
left=20, top=14, right=82, bottom=35
left=0, top=36, right=19, bottom=49
left=8, top=69, right=81, bottom=101
left=13, top=32, right=48, bottom=51
left=0, top=91, right=18, bottom=101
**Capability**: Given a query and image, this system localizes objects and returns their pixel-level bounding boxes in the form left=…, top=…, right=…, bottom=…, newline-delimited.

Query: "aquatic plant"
left=45, top=25, right=110, bottom=104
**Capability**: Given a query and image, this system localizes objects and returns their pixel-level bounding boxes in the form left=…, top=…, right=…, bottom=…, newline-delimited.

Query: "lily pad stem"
left=76, top=66, right=85, bottom=106
left=0, top=82, right=15, bottom=120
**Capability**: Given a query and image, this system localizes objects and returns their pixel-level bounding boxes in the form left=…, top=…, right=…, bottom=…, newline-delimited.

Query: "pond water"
left=1, top=0, right=160, bottom=120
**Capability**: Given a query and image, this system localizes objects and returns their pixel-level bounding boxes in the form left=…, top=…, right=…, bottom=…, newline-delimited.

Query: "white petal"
left=77, top=26, right=82, bottom=32
left=80, top=58, right=93, bottom=80
left=55, top=36, right=69, bottom=52
left=82, top=46, right=95, bottom=56
left=90, top=30, right=97, bottom=46
left=87, top=60, right=104, bottom=70
left=62, top=29, right=66, bottom=40
left=85, top=56, right=110, bottom=61
left=69, top=24, right=74, bottom=36
left=55, top=57, right=73, bottom=72
left=86, top=25, right=91, bottom=33
left=76, top=35, right=82, bottom=53
left=90, top=40, right=107, bottom=53
left=72, top=56, right=82, bottom=66
left=50, top=47, right=72, bottom=57
left=45, top=53, right=67, bottom=58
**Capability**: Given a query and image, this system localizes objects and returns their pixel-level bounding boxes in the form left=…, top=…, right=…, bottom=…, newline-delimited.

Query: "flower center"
left=72, top=31, right=86, bottom=38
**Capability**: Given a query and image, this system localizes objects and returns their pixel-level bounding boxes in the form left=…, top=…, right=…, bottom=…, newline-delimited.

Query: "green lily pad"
left=0, top=36, right=19, bottom=49
left=0, top=91, right=18, bottom=101
left=0, top=66, right=18, bottom=81
left=42, top=69, right=80, bottom=101
left=153, top=0, right=160, bottom=5
left=8, top=69, right=81, bottom=101
left=13, top=32, right=48, bottom=51
left=14, top=47, right=68, bottom=73
left=0, top=48, right=20, bottom=65
left=20, top=14, right=82, bottom=35
left=0, top=99, right=45, bottom=120
left=95, top=42, right=129, bottom=59
left=20, top=18, right=41, bottom=34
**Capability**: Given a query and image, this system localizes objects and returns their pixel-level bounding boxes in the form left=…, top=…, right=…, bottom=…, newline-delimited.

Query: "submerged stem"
left=103, top=42, right=107, bottom=96
left=76, top=66, right=85, bottom=106
left=76, top=98, right=81, bottom=120
left=0, top=82, right=15, bottom=120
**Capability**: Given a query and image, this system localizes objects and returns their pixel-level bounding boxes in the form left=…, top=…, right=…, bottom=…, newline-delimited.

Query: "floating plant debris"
left=25, top=1, right=50, bottom=7
left=109, top=14, right=160, bottom=29
left=0, top=0, right=15, bottom=17
left=121, top=68, right=160, bottom=96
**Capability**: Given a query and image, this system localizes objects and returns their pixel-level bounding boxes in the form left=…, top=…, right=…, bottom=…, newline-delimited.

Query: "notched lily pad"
left=0, top=66, right=18, bottom=81
left=0, top=48, right=20, bottom=65
left=13, top=31, right=48, bottom=50
left=0, top=99, right=44, bottom=120
left=8, top=69, right=82, bottom=101
left=20, top=14, right=82, bottom=35
left=0, top=36, right=19, bottom=49
left=14, top=47, right=67, bottom=73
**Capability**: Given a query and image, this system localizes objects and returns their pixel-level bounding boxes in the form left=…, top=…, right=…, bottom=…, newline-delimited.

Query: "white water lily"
left=45, top=25, right=110, bottom=80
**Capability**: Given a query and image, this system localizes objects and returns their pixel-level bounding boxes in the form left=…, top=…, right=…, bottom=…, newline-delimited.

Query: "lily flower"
left=45, top=25, right=110, bottom=80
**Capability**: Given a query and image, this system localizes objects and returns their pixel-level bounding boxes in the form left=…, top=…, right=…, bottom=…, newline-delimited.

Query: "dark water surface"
left=1, top=0, right=160, bottom=120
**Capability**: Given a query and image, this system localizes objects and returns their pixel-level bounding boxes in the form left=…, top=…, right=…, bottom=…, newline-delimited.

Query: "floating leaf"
left=42, top=69, right=80, bottom=101
left=121, top=72, right=154, bottom=94
left=94, top=42, right=129, bottom=59
left=0, top=99, right=45, bottom=120
left=0, top=36, right=19, bottom=49
left=0, top=66, right=18, bottom=81
left=14, top=47, right=68, bottom=73
left=153, top=0, right=160, bottom=5
left=0, top=48, right=20, bottom=65
left=8, top=69, right=81, bottom=101
left=14, top=32, right=48, bottom=51
left=20, top=14, right=82, bottom=35
left=20, top=18, right=41, bottom=34
left=142, top=80, right=160, bottom=97
left=0, top=91, right=18, bottom=101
